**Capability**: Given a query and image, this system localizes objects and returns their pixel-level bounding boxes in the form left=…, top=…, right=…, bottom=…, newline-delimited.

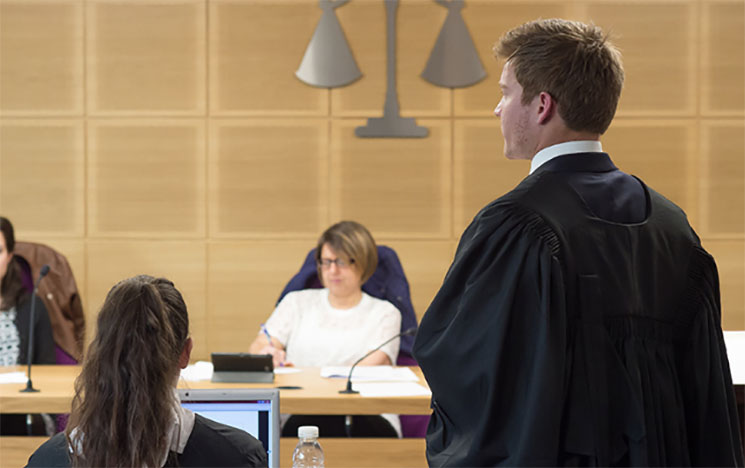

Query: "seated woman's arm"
left=248, top=333, right=291, bottom=367
left=358, top=350, right=391, bottom=366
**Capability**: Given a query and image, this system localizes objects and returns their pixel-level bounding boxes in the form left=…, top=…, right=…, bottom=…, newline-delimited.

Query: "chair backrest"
left=277, top=245, right=418, bottom=361
left=14, top=242, right=85, bottom=363
left=278, top=245, right=429, bottom=438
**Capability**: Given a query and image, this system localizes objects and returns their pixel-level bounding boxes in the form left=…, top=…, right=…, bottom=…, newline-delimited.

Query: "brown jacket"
left=14, top=242, right=85, bottom=361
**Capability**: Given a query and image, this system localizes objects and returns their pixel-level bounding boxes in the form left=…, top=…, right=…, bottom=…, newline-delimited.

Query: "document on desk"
left=180, top=361, right=214, bottom=381
left=320, top=365, right=419, bottom=382
left=352, top=382, right=432, bottom=397
left=0, top=371, right=27, bottom=384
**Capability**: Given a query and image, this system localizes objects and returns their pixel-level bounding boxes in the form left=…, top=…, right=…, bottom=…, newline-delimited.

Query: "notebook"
left=178, top=388, right=279, bottom=468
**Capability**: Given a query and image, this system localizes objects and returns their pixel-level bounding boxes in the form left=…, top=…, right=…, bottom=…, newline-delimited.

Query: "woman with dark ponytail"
left=27, top=275, right=266, bottom=467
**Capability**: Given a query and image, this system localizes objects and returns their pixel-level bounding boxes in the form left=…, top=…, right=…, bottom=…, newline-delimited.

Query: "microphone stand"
left=21, top=265, right=50, bottom=393
left=339, top=327, right=417, bottom=394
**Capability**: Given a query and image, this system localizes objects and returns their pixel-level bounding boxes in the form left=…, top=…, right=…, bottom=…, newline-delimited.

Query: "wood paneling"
left=453, top=119, right=530, bottom=235
left=86, top=241, right=207, bottom=355
left=209, top=119, right=328, bottom=237
left=0, top=120, right=84, bottom=236
left=87, top=0, right=205, bottom=115
left=381, top=240, right=456, bottom=321
left=701, top=121, right=745, bottom=236
left=330, top=0, right=450, bottom=117
left=701, top=0, right=745, bottom=115
left=0, top=437, right=47, bottom=468
left=453, top=1, right=569, bottom=116
left=207, top=241, right=314, bottom=357
left=586, top=1, right=697, bottom=116
left=0, top=0, right=83, bottom=115
left=0, top=0, right=741, bottom=357
left=331, top=119, right=451, bottom=238
left=209, top=0, right=327, bottom=116
left=703, top=239, right=745, bottom=330
left=87, top=120, right=206, bottom=237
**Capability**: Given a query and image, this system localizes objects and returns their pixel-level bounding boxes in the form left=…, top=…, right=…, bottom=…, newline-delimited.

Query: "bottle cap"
left=298, top=425, right=319, bottom=439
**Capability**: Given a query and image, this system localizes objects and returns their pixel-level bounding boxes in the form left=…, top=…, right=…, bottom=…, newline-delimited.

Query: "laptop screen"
left=178, top=388, right=279, bottom=468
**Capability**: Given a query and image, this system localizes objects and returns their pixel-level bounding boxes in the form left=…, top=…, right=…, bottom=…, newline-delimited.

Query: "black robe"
left=25, top=414, right=268, bottom=467
left=413, top=154, right=743, bottom=466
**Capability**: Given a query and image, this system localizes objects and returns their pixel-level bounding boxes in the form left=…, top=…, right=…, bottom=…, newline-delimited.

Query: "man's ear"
left=179, top=337, right=193, bottom=369
left=536, top=91, right=556, bottom=125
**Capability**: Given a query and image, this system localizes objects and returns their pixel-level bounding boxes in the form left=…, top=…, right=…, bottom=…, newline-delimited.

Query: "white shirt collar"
left=167, top=391, right=196, bottom=456
left=529, top=140, right=603, bottom=174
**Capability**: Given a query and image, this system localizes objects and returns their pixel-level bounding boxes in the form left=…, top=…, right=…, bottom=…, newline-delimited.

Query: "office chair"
left=278, top=245, right=428, bottom=437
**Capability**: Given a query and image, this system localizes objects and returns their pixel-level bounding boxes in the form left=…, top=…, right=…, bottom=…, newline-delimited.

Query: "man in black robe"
left=413, top=18, right=743, bottom=467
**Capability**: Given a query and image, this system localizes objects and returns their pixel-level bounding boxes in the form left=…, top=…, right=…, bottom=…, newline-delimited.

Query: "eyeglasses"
left=318, top=258, right=355, bottom=269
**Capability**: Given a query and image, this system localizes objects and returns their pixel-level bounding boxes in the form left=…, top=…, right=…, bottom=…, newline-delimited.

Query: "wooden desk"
left=0, top=365, right=431, bottom=467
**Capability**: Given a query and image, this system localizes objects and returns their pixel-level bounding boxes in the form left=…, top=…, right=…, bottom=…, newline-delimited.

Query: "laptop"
left=178, top=388, right=280, bottom=468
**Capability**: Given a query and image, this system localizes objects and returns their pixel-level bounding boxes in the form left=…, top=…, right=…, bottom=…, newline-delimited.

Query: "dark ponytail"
left=65, top=275, right=189, bottom=467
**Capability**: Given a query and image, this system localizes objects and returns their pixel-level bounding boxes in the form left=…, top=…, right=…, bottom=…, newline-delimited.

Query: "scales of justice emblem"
left=295, top=0, right=486, bottom=138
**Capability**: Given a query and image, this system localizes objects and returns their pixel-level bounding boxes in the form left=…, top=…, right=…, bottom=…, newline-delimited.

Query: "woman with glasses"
left=249, top=221, right=402, bottom=437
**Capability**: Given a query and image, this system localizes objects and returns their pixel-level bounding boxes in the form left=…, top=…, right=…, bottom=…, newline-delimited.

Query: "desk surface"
left=0, top=365, right=431, bottom=415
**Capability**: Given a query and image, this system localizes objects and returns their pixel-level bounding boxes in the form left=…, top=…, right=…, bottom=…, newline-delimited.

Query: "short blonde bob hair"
left=315, top=221, right=378, bottom=284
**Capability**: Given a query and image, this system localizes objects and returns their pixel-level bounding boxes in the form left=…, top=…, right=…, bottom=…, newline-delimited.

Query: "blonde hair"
left=494, top=18, right=624, bottom=134
left=315, top=221, right=378, bottom=284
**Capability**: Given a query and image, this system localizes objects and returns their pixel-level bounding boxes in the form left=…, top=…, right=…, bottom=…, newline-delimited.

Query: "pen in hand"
left=260, top=324, right=284, bottom=367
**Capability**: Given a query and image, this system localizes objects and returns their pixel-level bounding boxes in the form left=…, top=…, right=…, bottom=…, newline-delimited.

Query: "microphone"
left=339, top=327, right=417, bottom=394
left=21, top=264, right=50, bottom=393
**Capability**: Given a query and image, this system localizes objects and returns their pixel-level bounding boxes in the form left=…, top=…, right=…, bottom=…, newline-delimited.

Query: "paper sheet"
left=180, top=361, right=214, bottom=381
left=353, top=382, right=432, bottom=397
left=724, top=331, right=745, bottom=385
left=0, top=371, right=28, bottom=384
left=320, top=365, right=419, bottom=382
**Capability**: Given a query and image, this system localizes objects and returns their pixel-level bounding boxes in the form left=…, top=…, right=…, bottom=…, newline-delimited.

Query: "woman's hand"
left=259, top=345, right=293, bottom=368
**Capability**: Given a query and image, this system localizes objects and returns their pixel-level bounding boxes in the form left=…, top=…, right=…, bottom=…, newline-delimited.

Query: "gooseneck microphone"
left=339, top=327, right=417, bottom=394
left=21, top=264, right=50, bottom=393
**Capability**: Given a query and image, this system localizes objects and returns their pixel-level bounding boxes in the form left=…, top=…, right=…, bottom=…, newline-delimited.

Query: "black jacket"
left=25, top=414, right=268, bottom=467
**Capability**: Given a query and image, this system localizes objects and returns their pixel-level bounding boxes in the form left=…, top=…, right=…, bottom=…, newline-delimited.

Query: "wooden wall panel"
left=331, top=0, right=450, bottom=117
left=586, top=1, right=696, bottom=116
left=1, top=0, right=742, bottom=355
left=331, top=120, right=451, bottom=238
left=87, top=0, right=205, bottom=115
left=209, top=0, right=326, bottom=116
left=0, top=120, right=84, bottom=236
left=602, top=120, right=698, bottom=223
left=453, top=1, right=569, bottom=116
left=703, top=240, right=745, bottom=330
left=453, top=119, right=530, bottom=235
left=207, top=241, right=313, bottom=356
left=382, top=240, right=456, bottom=321
left=0, top=0, right=83, bottom=116
left=701, top=0, right=745, bottom=115
left=701, top=121, right=745, bottom=236
left=87, top=120, right=206, bottom=237
left=86, top=241, right=207, bottom=355
left=209, top=119, right=327, bottom=237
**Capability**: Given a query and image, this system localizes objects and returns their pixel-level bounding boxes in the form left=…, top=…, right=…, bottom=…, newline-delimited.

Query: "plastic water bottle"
left=292, top=425, right=324, bottom=468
